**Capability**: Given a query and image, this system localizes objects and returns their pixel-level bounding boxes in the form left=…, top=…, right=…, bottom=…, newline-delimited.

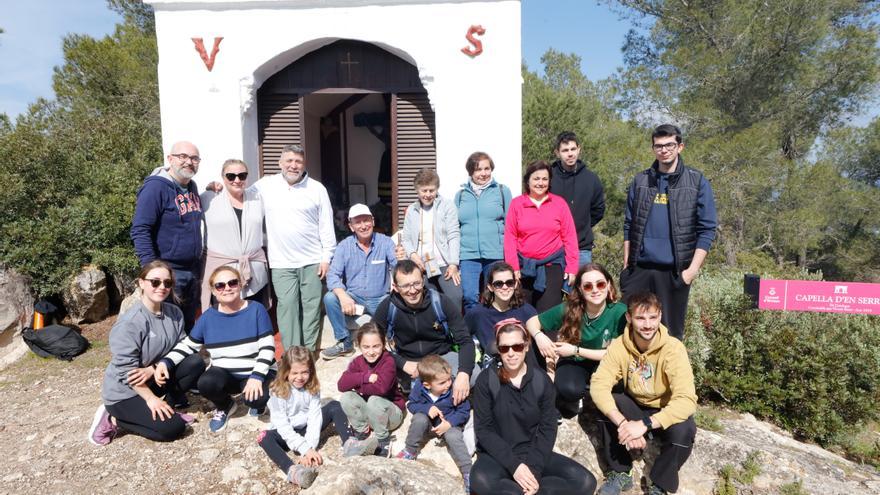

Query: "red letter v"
left=192, top=37, right=224, bottom=72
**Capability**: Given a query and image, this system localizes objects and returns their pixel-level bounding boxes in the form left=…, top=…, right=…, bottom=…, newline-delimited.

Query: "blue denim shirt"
left=326, top=233, right=398, bottom=299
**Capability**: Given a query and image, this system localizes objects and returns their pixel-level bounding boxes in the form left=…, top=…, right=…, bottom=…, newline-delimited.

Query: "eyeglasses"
left=145, top=278, right=173, bottom=289
left=498, top=343, right=526, bottom=354
left=581, top=280, right=608, bottom=292
left=491, top=279, right=516, bottom=289
left=651, top=142, right=679, bottom=152
left=397, top=280, right=424, bottom=292
left=224, top=172, right=248, bottom=181
left=170, top=153, right=202, bottom=163
left=213, top=279, right=240, bottom=291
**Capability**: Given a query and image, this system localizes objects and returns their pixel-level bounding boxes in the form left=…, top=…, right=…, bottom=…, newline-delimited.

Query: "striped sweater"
left=163, top=301, right=276, bottom=381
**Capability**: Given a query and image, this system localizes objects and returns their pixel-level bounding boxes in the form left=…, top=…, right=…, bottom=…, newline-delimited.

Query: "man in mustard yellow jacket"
left=590, top=292, right=697, bottom=495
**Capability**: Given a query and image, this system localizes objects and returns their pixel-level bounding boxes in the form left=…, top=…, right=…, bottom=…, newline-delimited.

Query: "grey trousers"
left=404, top=412, right=472, bottom=475
left=339, top=391, right=404, bottom=441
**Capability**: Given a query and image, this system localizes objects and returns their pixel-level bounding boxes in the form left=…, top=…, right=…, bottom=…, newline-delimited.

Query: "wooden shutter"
left=392, top=93, right=436, bottom=229
left=258, top=94, right=302, bottom=176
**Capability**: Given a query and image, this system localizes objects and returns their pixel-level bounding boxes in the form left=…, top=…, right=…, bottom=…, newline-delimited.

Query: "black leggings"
left=521, top=264, right=564, bottom=313
left=105, top=353, right=205, bottom=442
left=258, top=400, right=350, bottom=474
left=198, top=366, right=273, bottom=410
left=599, top=392, right=696, bottom=493
left=470, top=451, right=596, bottom=495
left=554, top=359, right=598, bottom=418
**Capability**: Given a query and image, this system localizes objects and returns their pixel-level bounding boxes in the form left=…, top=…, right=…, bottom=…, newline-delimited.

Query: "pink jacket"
left=337, top=350, right=406, bottom=411
left=503, top=193, right=579, bottom=274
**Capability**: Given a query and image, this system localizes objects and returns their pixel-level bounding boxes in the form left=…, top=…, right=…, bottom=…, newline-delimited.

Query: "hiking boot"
left=395, top=448, right=418, bottom=460
left=287, top=464, right=318, bottom=488
left=209, top=402, right=237, bottom=433
left=647, top=484, right=667, bottom=495
left=248, top=407, right=265, bottom=417
left=87, top=404, right=117, bottom=446
left=374, top=437, right=392, bottom=457
left=597, top=470, right=634, bottom=495
left=321, top=341, right=354, bottom=360
left=342, top=431, right=378, bottom=457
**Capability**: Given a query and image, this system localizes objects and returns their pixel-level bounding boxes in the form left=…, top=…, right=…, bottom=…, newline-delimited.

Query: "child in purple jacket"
left=337, top=322, right=406, bottom=457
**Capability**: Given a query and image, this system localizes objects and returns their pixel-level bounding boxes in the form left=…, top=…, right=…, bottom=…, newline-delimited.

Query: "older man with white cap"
left=321, top=203, right=399, bottom=359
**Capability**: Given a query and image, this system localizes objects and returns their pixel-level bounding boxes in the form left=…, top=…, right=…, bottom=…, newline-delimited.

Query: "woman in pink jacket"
left=503, top=160, right=578, bottom=315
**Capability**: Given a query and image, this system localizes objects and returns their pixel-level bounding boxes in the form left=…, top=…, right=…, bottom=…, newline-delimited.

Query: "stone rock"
left=118, top=288, right=141, bottom=318
left=0, top=267, right=33, bottom=370
left=63, top=265, right=109, bottom=324
left=198, top=448, right=220, bottom=464
left=305, top=456, right=462, bottom=494
left=221, top=459, right=249, bottom=483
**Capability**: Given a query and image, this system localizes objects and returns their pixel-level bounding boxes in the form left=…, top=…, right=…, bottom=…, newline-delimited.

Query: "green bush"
left=686, top=271, right=880, bottom=445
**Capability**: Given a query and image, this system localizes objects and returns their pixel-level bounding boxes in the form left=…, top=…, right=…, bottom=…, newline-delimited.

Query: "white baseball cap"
left=348, top=203, right=373, bottom=219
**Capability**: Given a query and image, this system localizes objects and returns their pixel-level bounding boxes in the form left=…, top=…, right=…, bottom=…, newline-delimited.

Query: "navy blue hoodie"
left=130, top=170, right=203, bottom=270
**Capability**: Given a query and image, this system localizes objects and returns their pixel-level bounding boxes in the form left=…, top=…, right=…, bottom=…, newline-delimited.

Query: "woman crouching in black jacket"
left=470, top=318, right=596, bottom=495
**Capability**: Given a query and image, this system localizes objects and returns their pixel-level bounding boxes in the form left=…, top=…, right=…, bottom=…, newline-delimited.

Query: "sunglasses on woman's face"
left=224, top=172, right=248, bottom=182
left=491, top=279, right=516, bottom=289
left=498, top=343, right=526, bottom=354
left=581, top=280, right=608, bottom=292
left=213, top=279, right=240, bottom=291
left=146, top=278, right=173, bottom=289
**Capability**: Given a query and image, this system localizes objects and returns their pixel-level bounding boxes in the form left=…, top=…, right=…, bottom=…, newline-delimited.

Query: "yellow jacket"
left=589, top=323, right=697, bottom=429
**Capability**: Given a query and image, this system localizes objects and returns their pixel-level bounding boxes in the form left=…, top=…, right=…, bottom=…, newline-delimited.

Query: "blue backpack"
left=386, top=288, right=450, bottom=347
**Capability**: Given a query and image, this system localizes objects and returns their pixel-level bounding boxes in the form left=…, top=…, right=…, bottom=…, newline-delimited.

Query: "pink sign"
left=758, top=279, right=880, bottom=315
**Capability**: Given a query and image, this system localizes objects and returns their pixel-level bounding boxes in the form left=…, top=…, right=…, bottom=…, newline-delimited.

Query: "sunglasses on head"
left=146, top=278, right=173, bottom=289
left=491, top=279, right=516, bottom=289
left=498, top=343, right=526, bottom=354
left=213, top=279, right=240, bottom=291
left=224, top=172, right=249, bottom=181
left=581, top=280, right=608, bottom=291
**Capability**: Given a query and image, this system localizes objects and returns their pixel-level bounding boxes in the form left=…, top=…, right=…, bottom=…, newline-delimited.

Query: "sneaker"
left=248, top=407, right=265, bottom=417
left=597, top=471, right=634, bottom=495
left=395, top=448, right=417, bottom=460
left=287, top=464, right=318, bottom=488
left=342, top=433, right=378, bottom=457
left=374, top=437, right=392, bottom=457
left=209, top=402, right=237, bottom=433
left=87, top=404, right=117, bottom=446
left=462, top=472, right=471, bottom=494
left=321, top=341, right=354, bottom=360
left=647, top=485, right=667, bottom=495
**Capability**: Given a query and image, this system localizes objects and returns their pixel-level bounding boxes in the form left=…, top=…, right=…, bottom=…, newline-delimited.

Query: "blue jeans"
left=460, top=259, right=500, bottom=312
left=322, top=291, right=386, bottom=345
left=562, top=250, right=593, bottom=294
left=172, top=268, right=200, bottom=334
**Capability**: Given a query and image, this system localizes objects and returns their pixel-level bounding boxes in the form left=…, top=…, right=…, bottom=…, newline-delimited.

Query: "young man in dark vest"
left=620, top=125, right=717, bottom=340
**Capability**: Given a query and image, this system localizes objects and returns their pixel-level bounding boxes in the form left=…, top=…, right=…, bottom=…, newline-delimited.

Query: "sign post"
left=744, top=275, right=880, bottom=316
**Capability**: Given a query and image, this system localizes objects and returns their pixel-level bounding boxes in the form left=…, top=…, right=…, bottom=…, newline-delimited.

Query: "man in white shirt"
left=254, top=144, right=337, bottom=352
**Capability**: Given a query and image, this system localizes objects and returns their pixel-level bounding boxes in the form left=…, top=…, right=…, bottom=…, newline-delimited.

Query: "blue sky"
left=0, top=0, right=876, bottom=125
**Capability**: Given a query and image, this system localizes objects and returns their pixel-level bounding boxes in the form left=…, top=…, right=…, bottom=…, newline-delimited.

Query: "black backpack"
left=22, top=324, right=90, bottom=361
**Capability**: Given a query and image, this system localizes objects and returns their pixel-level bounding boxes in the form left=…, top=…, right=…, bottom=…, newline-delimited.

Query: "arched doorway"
left=257, top=39, right=435, bottom=233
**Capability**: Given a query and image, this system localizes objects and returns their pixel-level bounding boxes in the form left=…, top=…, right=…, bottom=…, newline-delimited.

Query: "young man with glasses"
left=620, top=125, right=717, bottom=340
left=320, top=204, right=398, bottom=360
left=373, top=260, right=475, bottom=401
left=131, top=140, right=205, bottom=333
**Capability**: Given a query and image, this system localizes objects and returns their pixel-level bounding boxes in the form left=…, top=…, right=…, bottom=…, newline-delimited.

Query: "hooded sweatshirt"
left=550, top=159, right=605, bottom=251
left=130, top=169, right=203, bottom=269
left=590, top=323, right=696, bottom=429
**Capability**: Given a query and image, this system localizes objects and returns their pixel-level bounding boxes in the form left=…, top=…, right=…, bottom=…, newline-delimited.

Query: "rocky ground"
left=0, top=317, right=878, bottom=494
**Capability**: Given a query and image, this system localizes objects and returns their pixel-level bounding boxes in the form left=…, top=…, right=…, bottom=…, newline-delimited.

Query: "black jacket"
left=472, top=365, right=558, bottom=475
left=373, top=291, right=475, bottom=376
left=550, top=160, right=605, bottom=250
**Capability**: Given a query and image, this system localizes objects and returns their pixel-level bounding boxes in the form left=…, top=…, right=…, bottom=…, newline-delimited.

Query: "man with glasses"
left=253, top=144, right=336, bottom=354
left=620, top=125, right=717, bottom=340
left=373, top=260, right=475, bottom=402
left=320, top=204, right=398, bottom=360
left=131, top=141, right=204, bottom=332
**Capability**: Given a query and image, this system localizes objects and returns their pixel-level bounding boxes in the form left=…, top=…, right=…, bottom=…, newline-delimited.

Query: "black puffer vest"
left=627, top=159, right=703, bottom=272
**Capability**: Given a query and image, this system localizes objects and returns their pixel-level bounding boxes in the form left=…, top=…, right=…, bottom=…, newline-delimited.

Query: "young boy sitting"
left=396, top=354, right=473, bottom=492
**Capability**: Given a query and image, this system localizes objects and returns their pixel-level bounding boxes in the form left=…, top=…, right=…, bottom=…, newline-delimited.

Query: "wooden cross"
left=340, top=52, right=359, bottom=81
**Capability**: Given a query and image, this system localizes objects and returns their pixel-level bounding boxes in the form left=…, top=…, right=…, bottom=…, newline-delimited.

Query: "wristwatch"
left=641, top=416, right=653, bottom=430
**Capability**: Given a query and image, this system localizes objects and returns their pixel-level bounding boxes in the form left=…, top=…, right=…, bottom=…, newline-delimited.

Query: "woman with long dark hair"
left=465, top=262, right=537, bottom=360
left=470, top=320, right=596, bottom=495
left=526, top=262, right=626, bottom=418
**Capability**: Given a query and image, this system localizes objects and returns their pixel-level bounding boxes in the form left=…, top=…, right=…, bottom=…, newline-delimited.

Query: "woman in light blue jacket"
left=454, top=152, right=512, bottom=311
left=401, top=168, right=462, bottom=306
